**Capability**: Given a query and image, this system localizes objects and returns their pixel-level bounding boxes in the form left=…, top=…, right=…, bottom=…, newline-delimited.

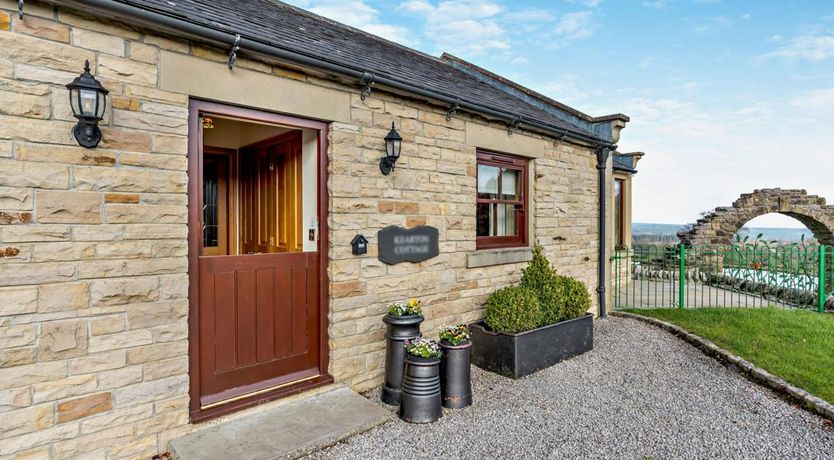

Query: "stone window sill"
left=466, top=247, right=533, bottom=268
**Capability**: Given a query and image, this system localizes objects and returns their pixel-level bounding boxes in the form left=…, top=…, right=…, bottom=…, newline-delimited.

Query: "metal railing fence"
left=613, top=244, right=834, bottom=312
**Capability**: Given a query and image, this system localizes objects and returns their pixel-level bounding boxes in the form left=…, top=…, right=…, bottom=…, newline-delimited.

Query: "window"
left=614, top=178, right=625, bottom=248
left=476, top=151, right=528, bottom=249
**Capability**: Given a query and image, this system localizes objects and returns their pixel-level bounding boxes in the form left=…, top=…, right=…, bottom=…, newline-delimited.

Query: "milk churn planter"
left=400, top=337, right=443, bottom=423
left=438, top=324, right=472, bottom=409
left=381, top=299, right=423, bottom=405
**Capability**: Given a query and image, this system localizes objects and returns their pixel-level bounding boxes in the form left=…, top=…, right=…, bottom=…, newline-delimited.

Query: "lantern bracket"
left=359, top=72, right=375, bottom=100
left=445, top=98, right=460, bottom=121
left=227, top=34, right=241, bottom=70
left=18, top=0, right=24, bottom=18
left=507, top=116, right=522, bottom=135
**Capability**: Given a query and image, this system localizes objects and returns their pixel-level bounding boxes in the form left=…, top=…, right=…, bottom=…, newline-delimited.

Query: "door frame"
left=187, top=99, right=332, bottom=422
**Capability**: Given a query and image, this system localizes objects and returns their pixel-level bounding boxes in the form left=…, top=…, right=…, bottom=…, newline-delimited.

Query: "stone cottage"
left=0, top=0, right=641, bottom=457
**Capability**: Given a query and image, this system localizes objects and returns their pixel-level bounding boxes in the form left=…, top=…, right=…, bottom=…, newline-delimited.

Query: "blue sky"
left=288, top=0, right=834, bottom=228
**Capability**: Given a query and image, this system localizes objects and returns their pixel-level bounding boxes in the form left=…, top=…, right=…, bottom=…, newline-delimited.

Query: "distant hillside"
left=632, top=222, right=814, bottom=243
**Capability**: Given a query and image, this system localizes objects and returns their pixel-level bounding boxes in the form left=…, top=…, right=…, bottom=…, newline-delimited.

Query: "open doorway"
left=187, top=101, right=332, bottom=422
left=200, top=116, right=319, bottom=256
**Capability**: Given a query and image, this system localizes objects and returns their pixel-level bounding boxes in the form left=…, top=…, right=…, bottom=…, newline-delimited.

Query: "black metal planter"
left=439, top=340, right=472, bottom=409
left=470, top=313, right=594, bottom=379
left=381, top=314, right=423, bottom=405
left=399, top=355, right=442, bottom=423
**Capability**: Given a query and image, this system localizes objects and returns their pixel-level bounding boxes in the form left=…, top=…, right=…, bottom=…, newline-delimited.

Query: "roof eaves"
left=441, top=53, right=629, bottom=143
left=50, top=0, right=613, bottom=146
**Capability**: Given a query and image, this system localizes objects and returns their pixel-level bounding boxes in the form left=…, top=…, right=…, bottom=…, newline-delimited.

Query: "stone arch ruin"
left=678, top=189, right=834, bottom=246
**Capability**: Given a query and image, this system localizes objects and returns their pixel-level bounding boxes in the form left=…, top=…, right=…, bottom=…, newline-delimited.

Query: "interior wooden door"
left=240, top=132, right=303, bottom=254
left=195, top=128, right=322, bottom=410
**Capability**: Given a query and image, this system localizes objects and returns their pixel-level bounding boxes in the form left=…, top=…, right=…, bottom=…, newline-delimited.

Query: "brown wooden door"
left=197, top=252, right=320, bottom=407
left=193, top=124, right=324, bottom=412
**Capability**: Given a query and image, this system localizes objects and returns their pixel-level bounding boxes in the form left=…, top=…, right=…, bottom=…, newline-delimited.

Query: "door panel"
left=198, top=252, right=319, bottom=405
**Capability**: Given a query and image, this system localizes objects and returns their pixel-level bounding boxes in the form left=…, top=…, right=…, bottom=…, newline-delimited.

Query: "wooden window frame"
left=476, top=150, right=529, bottom=250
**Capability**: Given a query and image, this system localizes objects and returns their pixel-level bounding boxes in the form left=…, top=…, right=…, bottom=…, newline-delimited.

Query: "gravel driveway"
left=307, top=317, right=834, bottom=460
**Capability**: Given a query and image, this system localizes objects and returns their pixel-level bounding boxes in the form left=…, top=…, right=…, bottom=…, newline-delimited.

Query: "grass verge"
left=623, top=307, right=834, bottom=405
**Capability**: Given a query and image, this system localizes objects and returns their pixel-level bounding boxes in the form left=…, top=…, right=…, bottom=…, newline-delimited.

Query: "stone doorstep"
left=169, top=386, right=392, bottom=460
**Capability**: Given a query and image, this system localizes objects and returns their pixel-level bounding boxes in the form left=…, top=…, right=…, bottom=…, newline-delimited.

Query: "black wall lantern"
left=66, top=60, right=109, bottom=148
left=380, top=122, right=402, bottom=175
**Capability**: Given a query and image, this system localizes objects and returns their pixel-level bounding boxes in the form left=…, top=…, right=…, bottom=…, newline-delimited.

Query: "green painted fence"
left=613, top=243, right=834, bottom=312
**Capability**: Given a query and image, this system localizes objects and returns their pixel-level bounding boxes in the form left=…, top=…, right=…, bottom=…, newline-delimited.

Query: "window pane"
left=477, top=164, right=499, bottom=199
left=476, top=203, right=492, bottom=237
left=203, top=162, right=218, bottom=248
left=501, top=168, right=520, bottom=200
left=496, top=204, right=518, bottom=236
left=476, top=203, right=520, bottom=237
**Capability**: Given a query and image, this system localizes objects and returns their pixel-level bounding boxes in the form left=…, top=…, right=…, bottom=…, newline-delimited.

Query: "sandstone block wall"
left=0, top=2, right=603, bottom=457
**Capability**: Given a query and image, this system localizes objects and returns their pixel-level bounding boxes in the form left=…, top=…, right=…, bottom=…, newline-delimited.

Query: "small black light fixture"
left=380, top=122, right=402, bottom=175
left=66, top=60, right=109, bottom=148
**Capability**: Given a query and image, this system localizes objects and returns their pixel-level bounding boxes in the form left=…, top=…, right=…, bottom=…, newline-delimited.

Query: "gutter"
left=49, top=0, right=613, bottom=148
left=596, top=145, right=615, bottom=318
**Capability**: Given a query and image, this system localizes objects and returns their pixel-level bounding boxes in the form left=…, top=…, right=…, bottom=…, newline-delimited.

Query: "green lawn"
left=623, top=308, right=834, bottom=405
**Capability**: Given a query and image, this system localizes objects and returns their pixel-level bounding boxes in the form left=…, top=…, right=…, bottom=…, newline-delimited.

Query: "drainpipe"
left=596, top=145, right=615, bottom=318
left=51, top=0, right=612, bottom=147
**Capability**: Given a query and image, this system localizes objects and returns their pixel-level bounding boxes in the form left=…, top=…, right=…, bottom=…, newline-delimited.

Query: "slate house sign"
left=378, top=225, right=440, bottom=265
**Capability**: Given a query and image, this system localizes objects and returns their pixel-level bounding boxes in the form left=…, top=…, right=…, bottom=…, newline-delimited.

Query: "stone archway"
left=678, top=189, right=834, bottom=246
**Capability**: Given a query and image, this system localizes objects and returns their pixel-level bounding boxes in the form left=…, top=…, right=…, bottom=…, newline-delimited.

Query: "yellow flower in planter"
left=388, top=298, right=423, bottom=316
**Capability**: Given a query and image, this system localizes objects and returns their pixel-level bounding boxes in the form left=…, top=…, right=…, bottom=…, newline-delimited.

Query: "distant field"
left=633, top=222, right=814, bottom=243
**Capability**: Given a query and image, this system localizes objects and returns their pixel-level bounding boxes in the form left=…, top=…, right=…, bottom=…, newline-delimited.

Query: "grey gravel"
left=305, top=317, right=834, bottom=460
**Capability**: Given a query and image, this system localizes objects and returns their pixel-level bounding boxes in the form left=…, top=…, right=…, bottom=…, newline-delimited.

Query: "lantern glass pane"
left=95, top=92, right=106, bottom=118
left=69, top=88, right=81, bottom=117
left=391, top=139, right=401, bottom=158
left=80, top=89, right=97, bottom=117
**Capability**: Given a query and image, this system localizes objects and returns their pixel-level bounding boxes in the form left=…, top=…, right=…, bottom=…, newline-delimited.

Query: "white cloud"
left=554, top=10, right=596, bottom=43
left=566, top=0, right=602, bottom=7
left=510, top=56, right=529, bottom=65
left=289, top=0, right=414, bottom=45
left=690, top=16, right=732, bottom=35
left=761, top=32, right=834, bottom=62
left=397, top=0, right=511, bottom=55
left=530, top=74, right=599, bottom=104
left=789, top=88, right=834, bottom=115
left=610, top=94, right=834, bottom=226
left=642, top=1, right=667, bottom=10
left=399, top=0, right=434, bottom=14
left=504, top=9, right=556, bottom=23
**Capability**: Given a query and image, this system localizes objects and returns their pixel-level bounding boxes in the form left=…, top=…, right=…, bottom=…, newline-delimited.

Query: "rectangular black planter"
left=470, top=313, right=593, bottom=379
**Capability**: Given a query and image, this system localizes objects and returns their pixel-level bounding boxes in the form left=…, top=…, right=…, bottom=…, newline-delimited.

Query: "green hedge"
left=484, top=286, right=543, bottom=333
left=520, top=244, right=563, bottom=325
left=485, top=244, right=592, bottom=333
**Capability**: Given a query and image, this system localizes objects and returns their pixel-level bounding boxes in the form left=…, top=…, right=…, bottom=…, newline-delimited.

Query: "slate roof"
left=106, top=0, right=608, bottom=140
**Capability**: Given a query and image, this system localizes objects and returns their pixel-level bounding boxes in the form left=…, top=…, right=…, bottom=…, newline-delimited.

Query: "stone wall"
left=0, top=2, right=603, bottom=458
